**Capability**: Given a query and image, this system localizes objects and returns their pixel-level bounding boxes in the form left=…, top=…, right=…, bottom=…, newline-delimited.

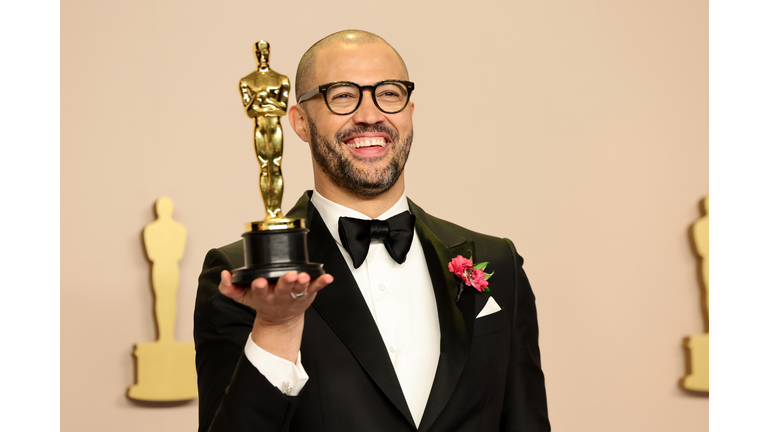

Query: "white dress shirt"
left=244, top=190, right=440, bottom=426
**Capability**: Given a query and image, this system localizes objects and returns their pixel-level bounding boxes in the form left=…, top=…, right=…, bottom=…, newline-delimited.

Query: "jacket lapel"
left=287, top=193, right=476, bottom=430
left=409, top=201, right=476, bottom=432
left=288, top=192, right=416, bottom=428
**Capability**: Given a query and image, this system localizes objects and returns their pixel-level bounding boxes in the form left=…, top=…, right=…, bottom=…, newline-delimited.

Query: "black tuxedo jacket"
left=194, top=192, right=550, bottom=432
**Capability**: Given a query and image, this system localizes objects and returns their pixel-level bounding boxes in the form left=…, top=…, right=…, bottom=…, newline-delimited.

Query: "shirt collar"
left=311, top=190, right=411, bottom=247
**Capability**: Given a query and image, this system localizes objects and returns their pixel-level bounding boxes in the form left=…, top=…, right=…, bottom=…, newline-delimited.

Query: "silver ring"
left=290, top=291, right=307, bottom=299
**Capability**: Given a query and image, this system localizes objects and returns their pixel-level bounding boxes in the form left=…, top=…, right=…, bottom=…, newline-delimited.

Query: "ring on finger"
left=290, top=291, right=307, bottom=299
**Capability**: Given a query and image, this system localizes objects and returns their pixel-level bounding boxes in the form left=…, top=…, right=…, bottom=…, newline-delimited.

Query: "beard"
left=307, top=116, right=413, bottom=197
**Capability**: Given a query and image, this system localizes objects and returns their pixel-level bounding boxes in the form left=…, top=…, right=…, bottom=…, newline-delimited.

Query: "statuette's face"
left=256, top=41, right=270, bottom=64
left=292, top=42, right=414, bottom=197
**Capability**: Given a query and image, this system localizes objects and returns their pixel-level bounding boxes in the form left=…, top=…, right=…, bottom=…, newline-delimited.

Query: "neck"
left=314, top=174, right=405, bottom=219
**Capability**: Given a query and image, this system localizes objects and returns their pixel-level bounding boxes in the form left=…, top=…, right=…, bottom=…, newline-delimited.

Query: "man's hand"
left=219, top=270, right=334, bottom=363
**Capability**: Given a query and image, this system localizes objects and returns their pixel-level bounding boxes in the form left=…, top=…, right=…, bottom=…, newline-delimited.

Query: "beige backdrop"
left=61, top=0, right=708, bottom=430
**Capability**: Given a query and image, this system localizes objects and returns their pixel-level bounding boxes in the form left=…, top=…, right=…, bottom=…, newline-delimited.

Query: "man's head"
left=288, top=30, right=414, bottom=200
left=294, top=31, right=408, bottom=100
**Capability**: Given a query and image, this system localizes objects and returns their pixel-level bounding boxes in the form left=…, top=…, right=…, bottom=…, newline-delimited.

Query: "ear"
left=288, top=105, right=310, bottom=143
left=409, top=101, right=415, bottom=115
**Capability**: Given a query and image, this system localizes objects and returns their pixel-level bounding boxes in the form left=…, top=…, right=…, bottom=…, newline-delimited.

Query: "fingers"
left=309, top=274, right=334, bottom=293
left=219, top=270, right=244, bottom=300
left=272, top=271, right=309, bottom=299
left=219, top=269, right=334, bottom=307
left=250, top=275, right=269, bottom=291
left=290, top=272, right=311, bottom=297
left=278, top=272, right=334, bottom=298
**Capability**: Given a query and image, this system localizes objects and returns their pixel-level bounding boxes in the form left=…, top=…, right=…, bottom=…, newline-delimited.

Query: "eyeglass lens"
left=326, top=82, right=409, bottom=114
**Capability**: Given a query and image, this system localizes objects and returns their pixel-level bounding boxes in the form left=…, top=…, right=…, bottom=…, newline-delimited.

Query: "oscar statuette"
left=231, top=40, right=324, bottom=285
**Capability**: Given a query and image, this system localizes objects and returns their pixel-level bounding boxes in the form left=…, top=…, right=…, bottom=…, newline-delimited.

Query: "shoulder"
left=200, top=239, right=245, bottom=272
left=408, top=198, right=520, bottom=257
left=219, top=239, right=244, bottom=262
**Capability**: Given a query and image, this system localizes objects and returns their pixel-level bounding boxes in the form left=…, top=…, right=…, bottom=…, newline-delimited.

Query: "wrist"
left=251, top=315, right=304, bottom=363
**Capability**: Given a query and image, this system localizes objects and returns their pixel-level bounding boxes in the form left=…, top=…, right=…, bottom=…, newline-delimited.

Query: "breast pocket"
left=473, top=307, right=508, bottom=337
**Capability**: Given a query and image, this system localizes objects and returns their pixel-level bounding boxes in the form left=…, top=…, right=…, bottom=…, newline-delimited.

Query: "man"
left=194, top=30, right=550, bottom=432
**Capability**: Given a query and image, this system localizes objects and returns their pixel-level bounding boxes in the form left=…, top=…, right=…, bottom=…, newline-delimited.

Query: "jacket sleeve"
left=194, top=247, right=299, bottom=432
left=502, top=239, right=551, bottom=431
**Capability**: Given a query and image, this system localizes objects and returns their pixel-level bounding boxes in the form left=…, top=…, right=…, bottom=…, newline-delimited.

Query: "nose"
left=352, top=89, right=385, bottom=124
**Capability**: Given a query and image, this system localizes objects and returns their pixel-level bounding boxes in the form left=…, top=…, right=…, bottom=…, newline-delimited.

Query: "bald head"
left=295, top=30, right=408, bottom=99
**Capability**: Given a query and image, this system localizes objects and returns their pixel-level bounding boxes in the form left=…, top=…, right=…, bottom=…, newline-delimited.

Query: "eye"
left=331, top=92, right=356, bottom=100
left=327, top=84, right=360, bottom=103
left=376, top=83, right=407, bottom=101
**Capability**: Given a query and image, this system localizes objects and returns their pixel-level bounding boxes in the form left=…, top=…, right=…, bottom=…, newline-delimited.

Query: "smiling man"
left=194, top=30, right=550, bottom=432
left=294, top=32, right=414, bottom=207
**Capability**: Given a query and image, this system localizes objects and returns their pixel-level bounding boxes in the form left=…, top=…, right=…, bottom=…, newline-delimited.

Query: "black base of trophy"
left=231, top=227, right=324, bottom=286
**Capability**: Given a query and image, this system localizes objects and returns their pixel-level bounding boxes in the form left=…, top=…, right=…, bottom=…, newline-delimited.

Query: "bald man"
left=194, top=30, right=550, bottom=432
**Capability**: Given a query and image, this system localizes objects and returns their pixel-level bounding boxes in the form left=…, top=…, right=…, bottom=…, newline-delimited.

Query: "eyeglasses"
left=297, top=80, right=415, bottom=115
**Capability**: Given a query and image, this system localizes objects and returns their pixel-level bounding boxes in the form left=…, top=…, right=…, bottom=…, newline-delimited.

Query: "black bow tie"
left=338, top=211, right=416, bottom=269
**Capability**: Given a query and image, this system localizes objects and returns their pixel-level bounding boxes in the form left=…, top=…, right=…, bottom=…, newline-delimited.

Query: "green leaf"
left=483, top=287, right=490, bottom=293
left=484, top=270, right=494, bottom=280
left=467, top=249, right=473, bottom=260
left=474, top=262, right=489, bottom=271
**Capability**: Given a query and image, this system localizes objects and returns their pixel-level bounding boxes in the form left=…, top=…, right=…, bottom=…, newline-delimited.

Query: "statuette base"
left=232, top=223, right=324, bottom=285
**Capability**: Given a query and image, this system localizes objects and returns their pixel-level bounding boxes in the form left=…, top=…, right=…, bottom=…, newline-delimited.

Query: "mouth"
left=344, top=136, right=389, bottom=149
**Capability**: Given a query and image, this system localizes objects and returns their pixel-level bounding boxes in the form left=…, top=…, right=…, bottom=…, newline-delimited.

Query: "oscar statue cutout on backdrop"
left=128, top=197, right=197, bottom=401
left=681, top=195, right=709, bottom=392
left=231, top=40, right=324, bottom=285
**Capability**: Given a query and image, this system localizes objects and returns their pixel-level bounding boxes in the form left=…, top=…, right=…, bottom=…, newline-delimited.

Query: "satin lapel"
left=284, top=191, right=311, bottom=221
left=303, top=200, right=415, bottom=428
left=413, top=218, right=476, bottom=432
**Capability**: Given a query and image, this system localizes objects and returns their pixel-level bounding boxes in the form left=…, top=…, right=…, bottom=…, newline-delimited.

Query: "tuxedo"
left=194, top=192, right=550, bottom=431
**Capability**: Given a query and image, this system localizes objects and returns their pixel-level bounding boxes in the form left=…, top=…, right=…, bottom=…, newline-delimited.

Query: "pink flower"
left=460, top=271, right=472, bottom=286
left=448, top=255, right=473, bottom=276
left=448, top=253, right=492, bottom=301
left=470, top=269, right=489, bottom=292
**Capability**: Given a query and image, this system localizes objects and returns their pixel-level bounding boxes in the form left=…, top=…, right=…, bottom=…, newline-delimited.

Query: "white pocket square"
left=476, top=296, right=502, bottom=318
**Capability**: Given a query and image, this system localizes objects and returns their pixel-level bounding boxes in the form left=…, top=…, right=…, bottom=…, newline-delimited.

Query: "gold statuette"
left=239, top=40, right=291, bottom=223
left=231, top=41, right=324, bottom=285
left=128, top=197, right=197, bottom=401
left=681, top=196, right=708, bottom=392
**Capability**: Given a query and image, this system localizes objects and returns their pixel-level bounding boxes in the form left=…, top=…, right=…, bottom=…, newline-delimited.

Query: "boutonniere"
left=448, top=252, right=493, bottom=302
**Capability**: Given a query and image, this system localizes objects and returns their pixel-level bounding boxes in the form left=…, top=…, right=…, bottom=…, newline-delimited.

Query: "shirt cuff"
left=243, top=332, right=309, bottom=396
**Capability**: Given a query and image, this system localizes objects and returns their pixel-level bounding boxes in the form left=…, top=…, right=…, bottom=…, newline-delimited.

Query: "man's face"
left=294, top=42, right=414, bottom=197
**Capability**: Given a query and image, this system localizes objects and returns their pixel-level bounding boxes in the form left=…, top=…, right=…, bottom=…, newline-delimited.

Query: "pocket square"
left=476, top=296, right=502, bottom=318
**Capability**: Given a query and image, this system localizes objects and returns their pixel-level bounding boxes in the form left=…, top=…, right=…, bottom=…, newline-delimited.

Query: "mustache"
left=335, top=124, right=399, bottom=143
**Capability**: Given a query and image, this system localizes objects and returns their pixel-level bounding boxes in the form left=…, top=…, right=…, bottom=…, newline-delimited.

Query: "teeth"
left=346, top=138, right=386, bottom=149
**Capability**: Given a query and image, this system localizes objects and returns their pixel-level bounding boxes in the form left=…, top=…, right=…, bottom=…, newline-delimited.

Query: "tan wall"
left=61, top=0, right=708, bottom=430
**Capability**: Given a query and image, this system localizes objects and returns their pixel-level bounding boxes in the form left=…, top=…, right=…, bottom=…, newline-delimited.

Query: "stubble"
left=307, top=118, right=413, bottom=197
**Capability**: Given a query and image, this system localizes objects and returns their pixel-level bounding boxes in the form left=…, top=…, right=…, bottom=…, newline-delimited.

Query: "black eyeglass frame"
left=296, top=80, right=415, bottom=115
